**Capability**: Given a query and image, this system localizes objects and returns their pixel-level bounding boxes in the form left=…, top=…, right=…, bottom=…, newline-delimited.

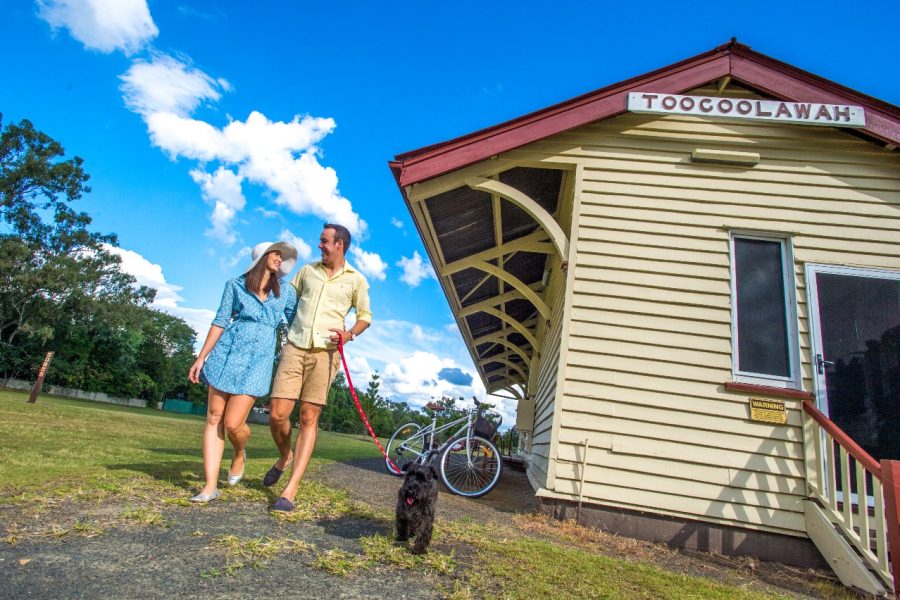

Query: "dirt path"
left=0, top=457, right=846, bottom=599
left=1, top=495, right=440, bottom=600
left=314, top=456, right=538, bottom=524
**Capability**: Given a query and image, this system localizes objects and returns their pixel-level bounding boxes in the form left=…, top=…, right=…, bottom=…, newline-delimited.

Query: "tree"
left=0, top=116, right=150, bottom=362
left=1, top=116, right=93, bottom=244
left=0, top=117, right=197, bottom=405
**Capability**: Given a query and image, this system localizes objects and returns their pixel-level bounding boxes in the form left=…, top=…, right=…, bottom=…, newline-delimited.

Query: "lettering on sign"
left=749, top=398, right=787, bottom=425
left=628, top=92, right=865, bottom=127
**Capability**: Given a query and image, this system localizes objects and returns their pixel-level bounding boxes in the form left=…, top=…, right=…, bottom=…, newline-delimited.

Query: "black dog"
left=396, top=462, right=438, bottom=554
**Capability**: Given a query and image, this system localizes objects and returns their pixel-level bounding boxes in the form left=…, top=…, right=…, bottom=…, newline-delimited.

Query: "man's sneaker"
left=262, top=454, right=292, bottom=486
left=270, top=497, right=294, bottom=512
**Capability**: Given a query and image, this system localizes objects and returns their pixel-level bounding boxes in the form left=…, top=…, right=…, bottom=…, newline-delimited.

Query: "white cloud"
left=105, top=245, right=214, bottom=342
left=411, top=324, right=441, bottom=344
left=381, top=351, right=465, bottom=400
left=121, top=54, right=227, bottom=117
left=344, top=354, right=373, bottom=386
left=397, top=251, right=434, bottom=287
left=38, top=0, right=158, bottom=55
left=119, top=54, right=366, bottom=241
left=278, top=228, right=312, bottom=261
left=190, top=167, right=245, bottom=245
left=348, top=320, right=480, bottom=402
left=222, top=245, right=252, bottom=271
left=391, top=217, right=403, bottom=229
left=143, top=111, right=224, bottom=161
left=329, top=318, right=519, bottom=427
left=256, top=207, right=280, bottom=219
left=349, top=246, right=387, bottom=281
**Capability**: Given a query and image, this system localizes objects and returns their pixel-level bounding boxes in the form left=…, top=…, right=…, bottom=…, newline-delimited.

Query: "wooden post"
left=576, top=438, right=590, bottom=523
left=27, top=351, right=54, bottom=404
left=881, top=459, right=900, bottom=597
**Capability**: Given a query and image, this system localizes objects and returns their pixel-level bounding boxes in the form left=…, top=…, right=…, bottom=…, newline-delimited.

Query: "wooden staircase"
left=803, top=400, right=900, bottom=597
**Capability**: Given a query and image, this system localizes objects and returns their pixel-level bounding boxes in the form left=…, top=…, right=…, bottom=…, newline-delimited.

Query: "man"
left=266, top=223, right=371, bottom=512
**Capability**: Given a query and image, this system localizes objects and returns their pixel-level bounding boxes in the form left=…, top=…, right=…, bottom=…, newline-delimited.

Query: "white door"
left=806, top=264, right=900, bottom=462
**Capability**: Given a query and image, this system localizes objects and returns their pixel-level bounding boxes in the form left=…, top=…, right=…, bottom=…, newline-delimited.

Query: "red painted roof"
left=390, top=41, right=900, bottom=187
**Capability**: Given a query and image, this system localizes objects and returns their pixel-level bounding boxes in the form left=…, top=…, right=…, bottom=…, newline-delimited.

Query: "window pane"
left=735, top=238, right=789, bottom=377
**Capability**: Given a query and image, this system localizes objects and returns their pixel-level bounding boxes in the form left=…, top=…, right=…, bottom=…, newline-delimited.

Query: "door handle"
left=816, top=354, right=835, bottom=375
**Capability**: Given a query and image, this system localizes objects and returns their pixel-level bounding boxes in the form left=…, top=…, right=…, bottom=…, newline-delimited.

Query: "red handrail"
left=802, top=399, right=880, bottom=474
left=804, top=399, right=900, bottom=594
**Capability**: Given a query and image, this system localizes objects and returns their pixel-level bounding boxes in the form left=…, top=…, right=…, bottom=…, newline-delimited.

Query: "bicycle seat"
left=425, top=402, right=445, bottom=411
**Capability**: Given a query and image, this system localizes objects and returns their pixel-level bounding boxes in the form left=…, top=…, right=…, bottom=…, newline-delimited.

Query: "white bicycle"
left=384, top=399, right=503, bottom=498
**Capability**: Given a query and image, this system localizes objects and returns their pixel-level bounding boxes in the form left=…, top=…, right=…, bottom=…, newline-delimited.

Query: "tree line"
left=0, top=116, right=505, bottom=445
left=0, top=116, right=202, bottom=403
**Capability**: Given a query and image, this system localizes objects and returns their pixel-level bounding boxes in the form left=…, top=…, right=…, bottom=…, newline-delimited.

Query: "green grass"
left=459, top=537, right=788, bottom=600
left=0, top=389, right=852, bottom=599
left=0, top=389, right=383, bottom=503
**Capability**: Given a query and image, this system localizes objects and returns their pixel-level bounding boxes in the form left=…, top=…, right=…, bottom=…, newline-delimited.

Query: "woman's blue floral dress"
left=200, top=276, right=298, bottom=396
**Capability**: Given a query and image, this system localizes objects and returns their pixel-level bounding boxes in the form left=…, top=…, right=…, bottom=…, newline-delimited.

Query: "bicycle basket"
left=473, top=409, right=501, bottom=439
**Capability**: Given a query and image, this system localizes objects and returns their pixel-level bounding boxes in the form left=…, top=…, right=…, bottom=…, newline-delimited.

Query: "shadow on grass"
left=107, top=461, right=281, bottom=503
left=318, top=515, right=392, bottom=541
left=147, top=447, right=284, bottom=460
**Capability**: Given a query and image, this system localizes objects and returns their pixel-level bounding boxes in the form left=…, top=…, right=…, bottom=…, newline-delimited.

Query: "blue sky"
left=3, top=0, right=898, bottom=421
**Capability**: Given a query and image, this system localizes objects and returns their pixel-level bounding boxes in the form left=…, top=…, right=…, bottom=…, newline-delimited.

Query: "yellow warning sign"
left=749, top=398, right=787, bottom=425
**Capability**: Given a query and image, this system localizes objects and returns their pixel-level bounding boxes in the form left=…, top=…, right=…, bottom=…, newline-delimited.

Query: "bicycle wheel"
left=385, top=422, right=426, bottom=476
left=439, top=436, right=503, bottom=497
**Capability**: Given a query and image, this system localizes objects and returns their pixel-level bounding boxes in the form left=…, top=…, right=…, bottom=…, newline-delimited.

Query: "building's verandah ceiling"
left=407, top=166, right=566, bottom=399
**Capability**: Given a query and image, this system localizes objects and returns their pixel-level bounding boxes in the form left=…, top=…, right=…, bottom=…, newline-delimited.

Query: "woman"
left=187, top=241, right=299, bottom=503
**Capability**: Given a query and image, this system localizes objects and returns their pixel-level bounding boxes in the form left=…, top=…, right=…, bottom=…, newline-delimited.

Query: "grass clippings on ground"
left=120, top=506, right=168, bottom=527
left=360, top=533, right=456, bottom=575
left=3, top=518, right=106, bottom=545
left=206, top=534, right=314, bottom=577
left=311, top=548, right=371, bottom=576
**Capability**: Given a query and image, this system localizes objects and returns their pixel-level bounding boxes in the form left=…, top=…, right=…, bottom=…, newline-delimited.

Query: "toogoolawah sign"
left=628, top=92, right=865, bottom=127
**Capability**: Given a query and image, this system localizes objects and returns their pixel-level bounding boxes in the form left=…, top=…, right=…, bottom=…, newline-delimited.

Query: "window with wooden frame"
left=729, top=232, right=801, bottom=389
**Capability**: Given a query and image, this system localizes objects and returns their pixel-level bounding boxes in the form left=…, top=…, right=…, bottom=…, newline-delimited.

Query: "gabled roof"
left=390, top=40, right=900, bottom=188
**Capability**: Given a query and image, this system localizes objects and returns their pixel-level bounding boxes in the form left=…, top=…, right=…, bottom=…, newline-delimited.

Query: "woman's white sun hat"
left=245, top=241, right=298, bottom=276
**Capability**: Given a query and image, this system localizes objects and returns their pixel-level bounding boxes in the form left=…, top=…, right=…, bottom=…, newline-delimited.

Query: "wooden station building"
left=389, top=41, right=900, bottom=595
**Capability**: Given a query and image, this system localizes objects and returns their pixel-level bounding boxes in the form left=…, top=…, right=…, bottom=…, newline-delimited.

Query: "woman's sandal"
left=189, top=489, right=221, bottom=503
left=227, top=449, right=247, bottom=486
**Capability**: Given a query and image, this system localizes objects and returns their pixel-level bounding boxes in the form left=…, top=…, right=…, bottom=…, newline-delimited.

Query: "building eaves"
left=390, top=40, right=900, bottom=189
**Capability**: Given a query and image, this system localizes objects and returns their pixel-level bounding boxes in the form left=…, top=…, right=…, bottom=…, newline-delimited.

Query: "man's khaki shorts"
left=270, top=344, right=340, bottom=405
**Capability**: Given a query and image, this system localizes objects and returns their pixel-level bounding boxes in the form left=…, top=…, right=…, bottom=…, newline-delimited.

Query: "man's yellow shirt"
left=287, top=261, right=372, bottom=350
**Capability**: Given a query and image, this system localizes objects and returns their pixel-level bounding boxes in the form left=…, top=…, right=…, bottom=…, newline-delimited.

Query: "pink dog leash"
left=336, top=337, right=400, bottom=473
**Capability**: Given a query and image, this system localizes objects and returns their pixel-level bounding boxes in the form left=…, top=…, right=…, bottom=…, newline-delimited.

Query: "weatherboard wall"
left=525, top=287, right=564, bottom=488
left=508, top=86, right=900, bottom=536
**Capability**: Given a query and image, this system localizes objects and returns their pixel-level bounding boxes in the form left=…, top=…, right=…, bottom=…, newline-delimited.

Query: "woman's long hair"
left=245, top=251, right=281, bottom=298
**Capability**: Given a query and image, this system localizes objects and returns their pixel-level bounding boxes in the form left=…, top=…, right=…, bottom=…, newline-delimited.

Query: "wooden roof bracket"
left=465, top=177, right=570, bottom=261
left=479, top=356, right=529, bottom=384
left=472, top=333, right=532, bottom=365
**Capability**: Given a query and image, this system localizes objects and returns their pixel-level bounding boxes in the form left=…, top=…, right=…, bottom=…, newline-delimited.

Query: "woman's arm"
left=188, top=325, right=225, bottom=383
left=188, top=279, right=237, bottom=383
left=283, top=282, right=299, bottom=325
